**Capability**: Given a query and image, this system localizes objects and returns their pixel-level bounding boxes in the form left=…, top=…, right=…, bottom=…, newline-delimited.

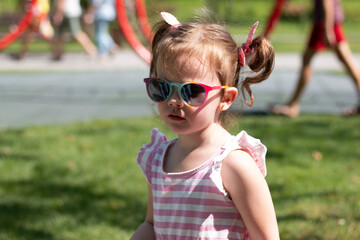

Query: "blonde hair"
left=150, top=18, right=274, bottom=107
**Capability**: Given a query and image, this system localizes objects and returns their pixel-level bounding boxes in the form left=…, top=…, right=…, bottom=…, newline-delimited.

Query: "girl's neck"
left=163, top=123, right=232, bottom=173
left=176, top=123, right=230, bottom=151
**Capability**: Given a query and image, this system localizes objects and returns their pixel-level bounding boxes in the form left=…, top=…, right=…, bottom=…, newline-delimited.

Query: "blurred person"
left=52, top=0, right=97, bottom=60
left=16, top=0, right=54, bottom=60
left=84, top=0, right=117, bottom=59
left=268, top=0, right=360, bottom=116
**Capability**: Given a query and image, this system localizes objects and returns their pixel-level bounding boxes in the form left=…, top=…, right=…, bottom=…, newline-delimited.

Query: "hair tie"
left=239, top=21, right=259, bottom=67
left=161, top=12, right=181, bottom=29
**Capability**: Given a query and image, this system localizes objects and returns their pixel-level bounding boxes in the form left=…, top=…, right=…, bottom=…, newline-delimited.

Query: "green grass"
left=0, top=114, right=359, bottom=239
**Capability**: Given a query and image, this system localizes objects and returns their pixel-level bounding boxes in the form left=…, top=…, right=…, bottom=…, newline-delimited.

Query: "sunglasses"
left=144, top=77, right=229, bottom=107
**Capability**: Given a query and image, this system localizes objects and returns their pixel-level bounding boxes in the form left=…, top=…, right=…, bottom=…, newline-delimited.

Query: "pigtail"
left=240, top=36, right=274, bottom=107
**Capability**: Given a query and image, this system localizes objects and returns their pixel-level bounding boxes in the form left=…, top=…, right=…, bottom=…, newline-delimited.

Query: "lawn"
left=0, top=114, right=359, bottom=239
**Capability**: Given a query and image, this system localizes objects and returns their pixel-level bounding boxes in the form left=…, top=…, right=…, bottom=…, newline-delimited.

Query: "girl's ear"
left=219, top=87, right=238, bottom=111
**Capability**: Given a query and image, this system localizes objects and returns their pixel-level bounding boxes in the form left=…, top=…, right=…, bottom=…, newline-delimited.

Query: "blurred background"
left=1, top=0, right=360, bottom=53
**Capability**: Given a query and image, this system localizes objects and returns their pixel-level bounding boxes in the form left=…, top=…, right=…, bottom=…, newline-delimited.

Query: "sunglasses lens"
left=181, top=83, right=206, bottom=107
left=147, top=79, right=171, bottom=102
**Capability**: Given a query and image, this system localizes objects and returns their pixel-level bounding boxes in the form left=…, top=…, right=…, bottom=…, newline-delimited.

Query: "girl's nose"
left=168, top=90, right=184, bottom=108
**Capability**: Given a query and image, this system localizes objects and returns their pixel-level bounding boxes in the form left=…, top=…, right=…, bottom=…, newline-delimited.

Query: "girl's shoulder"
left=220, top=131, right=268, bottom=199
left=137, top=128, right=169, bottom=159
left=222, top=131, right=267, bottom=177
left=137, top=128, right=169, bottom=182
left=140, top=128, right=168, bottom=148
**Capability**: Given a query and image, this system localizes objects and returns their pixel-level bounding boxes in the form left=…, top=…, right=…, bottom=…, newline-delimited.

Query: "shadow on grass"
left=0, top=169, right=146, bottom=239
left=270, top=181, right=339, bottom=206
left=0, top=119, right=155, bottom=239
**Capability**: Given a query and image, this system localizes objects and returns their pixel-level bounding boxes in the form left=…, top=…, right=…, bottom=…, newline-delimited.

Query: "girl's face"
left=155, top=57, right=224, bottom=135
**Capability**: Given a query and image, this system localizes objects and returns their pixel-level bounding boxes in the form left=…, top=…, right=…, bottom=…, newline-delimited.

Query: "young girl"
left=132, top=12, right=279, bottom=240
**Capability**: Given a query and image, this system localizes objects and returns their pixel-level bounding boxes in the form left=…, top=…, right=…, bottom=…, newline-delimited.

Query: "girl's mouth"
left=168, top=114, right=185, bottom=121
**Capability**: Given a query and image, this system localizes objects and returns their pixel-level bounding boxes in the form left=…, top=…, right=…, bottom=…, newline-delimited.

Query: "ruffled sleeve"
left=137, top=128, right=167, bottom=184
left=235, top=131, right=267, bottom=177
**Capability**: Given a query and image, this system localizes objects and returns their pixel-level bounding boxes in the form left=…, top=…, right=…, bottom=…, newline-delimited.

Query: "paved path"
left=1, top=50, right=359, bottom=72
left=0, top=50, right=359, bottom=129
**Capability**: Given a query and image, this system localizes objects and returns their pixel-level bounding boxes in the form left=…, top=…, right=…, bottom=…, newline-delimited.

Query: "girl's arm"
left=222, top=150, right=280, bottom=240
left=130, top=183, right=156, bottom=240
left=322, top=0, right=336, bottom=47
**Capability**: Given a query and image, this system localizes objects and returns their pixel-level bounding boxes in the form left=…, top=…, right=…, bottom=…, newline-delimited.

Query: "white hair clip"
left=161, top=12, right=181, bottom=29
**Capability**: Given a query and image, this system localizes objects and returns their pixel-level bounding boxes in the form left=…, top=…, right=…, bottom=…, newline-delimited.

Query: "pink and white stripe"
left=137, top=128, right=267, bottom=239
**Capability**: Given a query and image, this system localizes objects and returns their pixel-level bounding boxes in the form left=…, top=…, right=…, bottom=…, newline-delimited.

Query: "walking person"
left=269, top=0, right=360, bottom=116
left=17, top=0, right=54, bottom=60
left=84, top=0, right=117, bottom=60
left=52, top=0, right=97, bottom=60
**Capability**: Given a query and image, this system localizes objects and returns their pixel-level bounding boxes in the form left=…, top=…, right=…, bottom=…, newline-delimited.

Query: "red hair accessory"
left=239, top=21, right=259, bottom=67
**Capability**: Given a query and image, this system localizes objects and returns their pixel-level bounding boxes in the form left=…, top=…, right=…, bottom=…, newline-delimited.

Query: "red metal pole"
left=0, top=0, right=37, bottom=50
left=115, top=0, right=151, bottom=64
left=135, top=0, right=152, bottom=43
left=264, top=0, right=287, bottom=38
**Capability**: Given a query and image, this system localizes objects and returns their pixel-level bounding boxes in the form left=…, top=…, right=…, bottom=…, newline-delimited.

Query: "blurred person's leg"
left=287, top=48, right=317, bottom=112
left=74, top=31, right=97, bottom=56
left=18, top=29, right=34, bottom=60
left=51, top=18, right=66, bottom=60
left=95, top=20, right=116, bottom=58
left=334, top=41, right=360, bottom=115
left=52, top=34, right=65, bottom=60
left=271, top=20, right=325, bottom=117
left=69, top=17, right=97, bottom=57
left=271, top=48, right=316, bottom=117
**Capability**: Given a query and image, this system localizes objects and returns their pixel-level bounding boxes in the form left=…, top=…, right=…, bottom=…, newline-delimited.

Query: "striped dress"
left=137, top=128, right=267, bottom=240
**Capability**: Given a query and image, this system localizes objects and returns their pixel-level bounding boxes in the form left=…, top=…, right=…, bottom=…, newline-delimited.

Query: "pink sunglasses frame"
left=144, top=77, right=229, bottom=107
